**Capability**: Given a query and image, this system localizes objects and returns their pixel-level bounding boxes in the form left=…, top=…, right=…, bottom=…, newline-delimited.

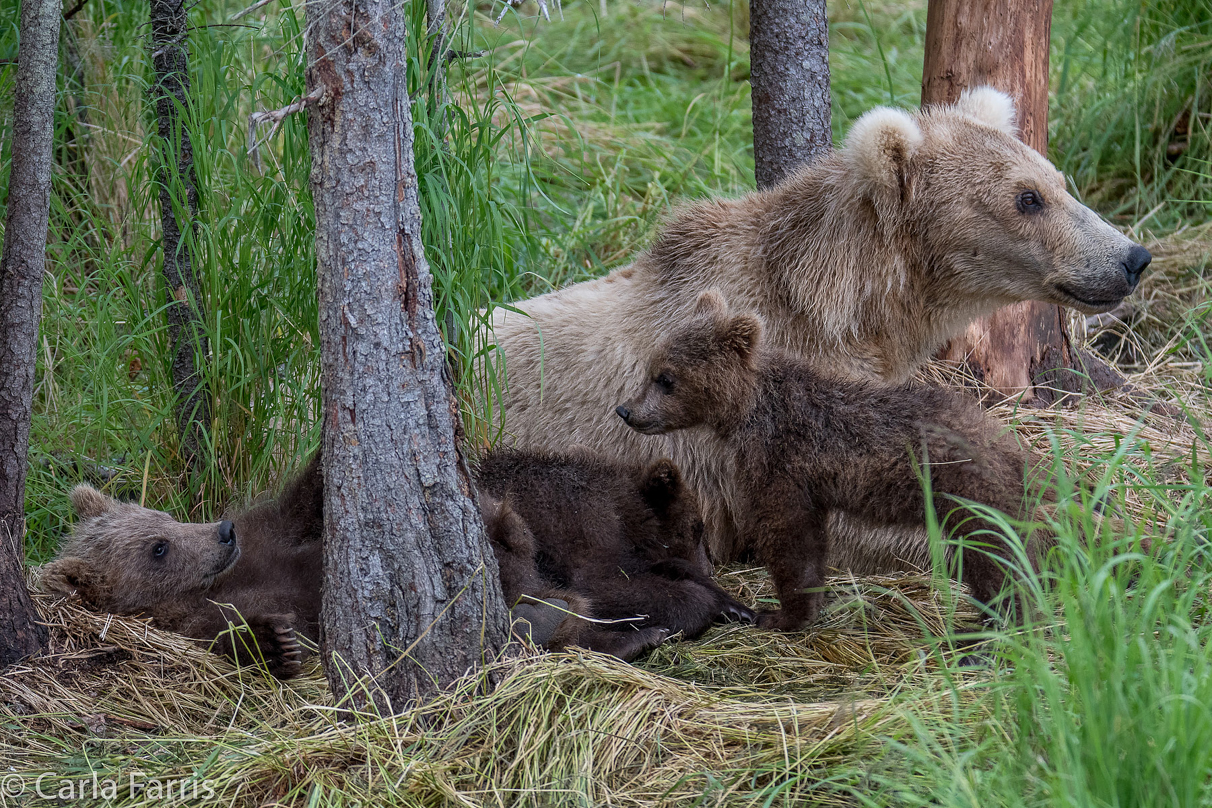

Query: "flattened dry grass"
left=0, top=564, right=987, bottom=807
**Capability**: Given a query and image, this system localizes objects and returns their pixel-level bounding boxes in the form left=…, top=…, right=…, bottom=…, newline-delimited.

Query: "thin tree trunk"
left=0, top=0, right=62, bottom=666
left=749, top=0, right=831, bottom=189
left=60, top=14, right=90, bottom=187
left=149, top=0, right=211, bottom=464
left=427, top=0, right=447, bottom=76
left=305, top=0, right=509, bottom=711
left=923, top=0, right=1097, bottom=403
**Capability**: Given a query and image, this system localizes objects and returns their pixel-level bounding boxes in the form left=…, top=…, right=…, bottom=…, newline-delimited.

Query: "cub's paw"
left=612, top=626, right=670, bottom=661
left=236, top=613, right=304, bottom=680
left=267, top=621, right=304, bottom=680
left=718, top=597, right=758, bottom=624
left=511, top=597, right=574, bottom=648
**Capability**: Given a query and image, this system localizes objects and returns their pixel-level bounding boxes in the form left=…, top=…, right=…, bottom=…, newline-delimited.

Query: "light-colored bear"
left=485, top=87, right=1151, bottom=565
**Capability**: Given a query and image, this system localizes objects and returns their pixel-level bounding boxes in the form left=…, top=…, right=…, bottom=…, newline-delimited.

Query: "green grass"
left=1, top=0, right=1211, bottom=804
left=843, top=442, right=1212, bottom=807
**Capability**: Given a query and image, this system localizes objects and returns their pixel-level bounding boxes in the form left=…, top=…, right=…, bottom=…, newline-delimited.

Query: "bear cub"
left=617, top=290, right=1051, bottom=631
left=475, top=449, right=755, bottom=660
left=43, top=455, right=323, bottom=679
left=44, top=447, right=746, bottom=670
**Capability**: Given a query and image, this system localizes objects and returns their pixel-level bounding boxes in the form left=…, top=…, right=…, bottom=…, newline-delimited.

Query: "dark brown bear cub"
left=617, top=291, right=1051, bottom=631
left=43, top=456, right=323, bottom=679
left=475, top=450, right=755, bottom=660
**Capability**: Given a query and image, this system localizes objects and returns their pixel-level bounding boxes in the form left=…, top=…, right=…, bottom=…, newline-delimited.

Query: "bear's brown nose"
left=616, top=405, right=631, bottom=422
left=218, top=520, right=236, bottom=545
left=1123, top=245, right=1151, bottom=289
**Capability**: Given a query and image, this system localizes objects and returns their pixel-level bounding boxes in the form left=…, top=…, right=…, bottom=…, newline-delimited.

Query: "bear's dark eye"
left=151, top=541, right=168, bottom=559
left=655, top=372, right=675, bottom=393
left=1016, top=189, right=1044, bottom=214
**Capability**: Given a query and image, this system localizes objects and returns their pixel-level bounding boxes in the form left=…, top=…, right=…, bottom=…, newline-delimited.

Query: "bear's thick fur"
left=485, top=87, right=1151, bottom=564
left=617, top=291, right=1049, bottom=630
left=42, top=456, right=324, bottom=679
left=475, top=449, right=754, bottom=660
left=43, top=448, right=745, bottom=667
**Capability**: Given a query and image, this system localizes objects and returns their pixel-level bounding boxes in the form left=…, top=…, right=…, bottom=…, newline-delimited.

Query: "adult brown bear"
left=485, top=87, right=1150, bottom=565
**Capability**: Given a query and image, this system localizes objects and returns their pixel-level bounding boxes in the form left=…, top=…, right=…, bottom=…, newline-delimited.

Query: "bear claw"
left=716, top=598, right=757, bottom=624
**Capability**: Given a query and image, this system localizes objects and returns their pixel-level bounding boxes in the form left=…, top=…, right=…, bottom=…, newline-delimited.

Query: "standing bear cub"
left=618, top=291, right=1052, bottom=631
left=42, top=455, right=323, bottom=679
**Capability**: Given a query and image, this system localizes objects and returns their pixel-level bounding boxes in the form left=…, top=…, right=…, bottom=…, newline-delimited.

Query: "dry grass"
left=0, top=563, right=987, bottom=806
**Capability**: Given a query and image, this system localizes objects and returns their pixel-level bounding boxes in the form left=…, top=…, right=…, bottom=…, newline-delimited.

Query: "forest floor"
left=2, top=0, right=1211, bottom=803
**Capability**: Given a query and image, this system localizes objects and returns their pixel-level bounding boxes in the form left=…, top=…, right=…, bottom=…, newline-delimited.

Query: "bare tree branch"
left=230, top=0, right=274, bottom=21
left=246, top=85, right=325, bottom=171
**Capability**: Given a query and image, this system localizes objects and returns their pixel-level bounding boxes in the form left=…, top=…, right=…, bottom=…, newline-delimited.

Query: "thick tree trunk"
left=749, top=0, right=831, bottom=189
left=149, top=0, right=211, bottom=464
left=305, top=0, right=509, bottom=711
left=0, top=0, right=61, bottom=666
left=923, top=0, right=1090, bottom=403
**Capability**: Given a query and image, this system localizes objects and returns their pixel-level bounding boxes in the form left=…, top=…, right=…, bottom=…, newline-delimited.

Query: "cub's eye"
left=1016, top=189, right=1044, bottom=214
left=151, top=541, right=168, bottom=559
left=655, top=373, right=675, bottom=392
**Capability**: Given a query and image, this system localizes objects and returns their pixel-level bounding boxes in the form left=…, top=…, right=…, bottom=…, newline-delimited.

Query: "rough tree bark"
left=149, top=0, right=212, bottom=464
left=305, top=0, right=510, bottom=711
left=923, top=0, right=1096, bottom=402
left=0, top=0, right=62, bottom=666
left=749, top=0, right=831, bottom=189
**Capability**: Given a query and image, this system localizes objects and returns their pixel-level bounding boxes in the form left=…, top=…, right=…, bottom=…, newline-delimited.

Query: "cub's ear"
left=70, top=485, right=115, bottom=520
left=843, top=106, right=923, bottom=202
left=693, top=289, right=728, bottom=318
left=41, top=556, right=95, bottom=597
left=480, top=494, right=535, bottom=557
left=954, top=86, right=1016, bottom=135
left=719, top=313, right=763, bottom=361
left=640, top=459, right=682, bottom=513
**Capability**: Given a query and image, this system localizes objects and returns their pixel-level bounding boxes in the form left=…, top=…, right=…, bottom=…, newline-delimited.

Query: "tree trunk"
left=305, top=0, right=510, bottom=712
left=749, top=0, right=831, bottom=189
left=0, top=0, right=61, bottom=667
left=149, top=0, right=211, bottom=464
left=60, top=13, right=90, bottom=188
left=922, top=0, right=1086, bottom=403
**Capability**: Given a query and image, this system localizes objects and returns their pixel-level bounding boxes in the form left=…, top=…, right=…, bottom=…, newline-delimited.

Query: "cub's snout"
left=211, top=519, right=241, bottom=577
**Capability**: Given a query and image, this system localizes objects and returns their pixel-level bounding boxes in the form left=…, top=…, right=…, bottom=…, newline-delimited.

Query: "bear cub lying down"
left=43, top=455, right=324, bottom=679
left=44, top=449, right=747, bottom=674
left=618, top=290, right=1056, bottom=631
left=476, top=450, right=754, bottom=661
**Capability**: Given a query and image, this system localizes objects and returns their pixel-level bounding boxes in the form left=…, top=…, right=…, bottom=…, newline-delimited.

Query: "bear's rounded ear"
left=954, top=86, right=1017, bottom=136
left=480, top=493, right=534, bottom=556
left=843, top=106, right=923, bottom=201
left=721, top=313, right=763, bottom=360
left=640, top=459, right=681, bottom=512
left=693, top=289, right=728, bottom=318
left=41, top=556, right=94, bottom=597
left=70, top=485, right=115, bottom=520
